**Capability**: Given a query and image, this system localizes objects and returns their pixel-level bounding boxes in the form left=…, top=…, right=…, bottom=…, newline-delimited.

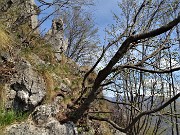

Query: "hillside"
left=0, top=0, right=118, bottom=135
left=1, top=0, right=179, bottom=135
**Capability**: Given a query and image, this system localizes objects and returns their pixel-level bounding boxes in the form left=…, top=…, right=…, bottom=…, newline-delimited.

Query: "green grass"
left=0, top=108, right=29, bottom=128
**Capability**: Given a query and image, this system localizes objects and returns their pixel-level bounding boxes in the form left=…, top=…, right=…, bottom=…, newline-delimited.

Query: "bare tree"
left=62, top=0, right=180, bottom=135
left=62, top=7, right=99, bottom=65
left=2, top=0, right=179, bottom=134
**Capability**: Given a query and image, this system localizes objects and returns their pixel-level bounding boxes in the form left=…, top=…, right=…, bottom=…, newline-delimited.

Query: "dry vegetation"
left=0, top=25, right=16, bottom=52
left=0, top=1, right=113, bottom=134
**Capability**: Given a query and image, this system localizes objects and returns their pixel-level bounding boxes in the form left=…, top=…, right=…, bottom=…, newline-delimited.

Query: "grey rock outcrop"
left=32, top=104, right=60, bottom=125
left=5, top=122, right=48, bottom=135
left=45, top=18, right=68, bottom=61
left=5, top=118, right=76, bottom=135
left=1, top=0, right=39, bottom=33
left=5, top=59, right=46, bottom=111
left=5, top=102, right=77, bottom=135
left=26, top=0, right=39, bottom=33
left=59, top=83, right=71, bottom=93
left=114, top=131, right=126, bottom=135
left=0, top=51, right=12, bottom=63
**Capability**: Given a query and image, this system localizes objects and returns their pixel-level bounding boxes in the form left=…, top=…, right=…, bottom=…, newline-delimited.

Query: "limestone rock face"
left=27, top=0, right=39, bottom=32
left=45, top=18, right=68, bottom=61
left=60, top=83, right=71, bottom=93
left=5, top=118, right=76, bottom=135
left=0, top=51, right=12, bottom=63
left=5, top=122, right=48, bottom=135
left=5, top=101, right=77, bottom=135
left=114, top=131, right=126, bottom=135
left=5, top=59, right=46, bottom=111
left=32, top=104, right=60, bottom=125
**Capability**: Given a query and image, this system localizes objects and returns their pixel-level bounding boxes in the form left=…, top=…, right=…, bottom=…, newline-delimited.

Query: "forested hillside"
left=0, top=0, right=180, bottom=135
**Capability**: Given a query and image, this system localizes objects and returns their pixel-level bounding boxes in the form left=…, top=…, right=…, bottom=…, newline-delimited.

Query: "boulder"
left=114, top=131, right=126, bottom=135
left=5, top=118, right=77, bottom=135
left=5, top=102, right=77, bottom=135
left=5, top=59, right=46, bottom=111
left=0, top=51, right=12, bottom=63
left=5, top=122, right=48, bottom=135
left=32, top=104, right=60, bottom=125
left=60, top=83, right=71, bottom=93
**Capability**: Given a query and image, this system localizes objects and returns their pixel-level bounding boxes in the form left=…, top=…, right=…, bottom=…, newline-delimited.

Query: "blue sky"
left=34, top=1, right=180, bottom=98
left=35, top=0, right=120, bottom=97
left=35, top=0, right=120, bottom=44
left=86, top=0, right=120, bottom=44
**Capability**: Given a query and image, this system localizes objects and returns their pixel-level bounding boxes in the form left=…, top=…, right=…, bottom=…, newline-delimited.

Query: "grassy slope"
left=0, top=1, right=112, bottom=134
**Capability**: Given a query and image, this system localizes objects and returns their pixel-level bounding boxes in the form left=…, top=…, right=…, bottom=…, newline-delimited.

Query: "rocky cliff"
left=0, top=1, right=125, bottom=135
left=0, top=40, right=112, bottom=135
